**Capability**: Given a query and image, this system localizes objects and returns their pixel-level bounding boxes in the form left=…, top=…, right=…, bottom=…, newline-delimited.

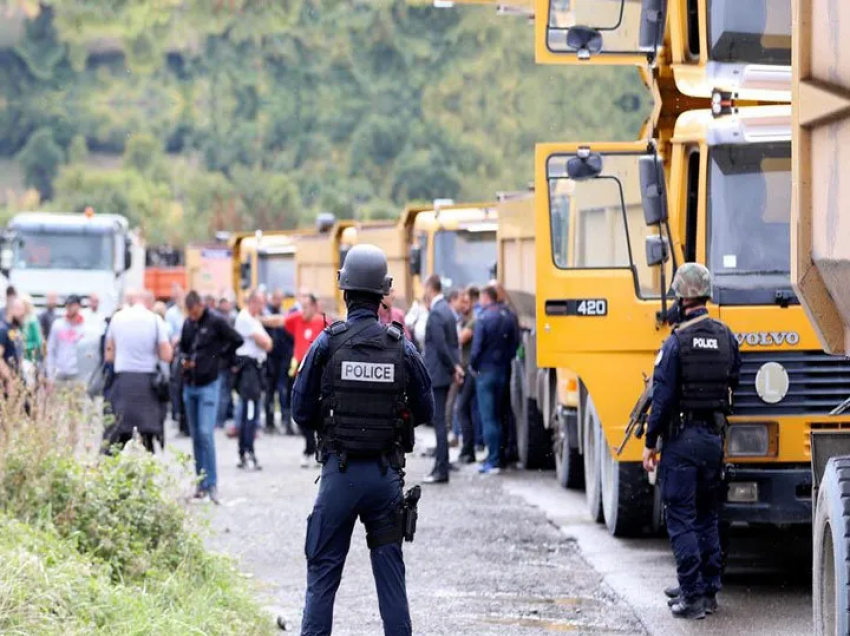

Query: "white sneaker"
left=300, top=456, right=311, bottom=469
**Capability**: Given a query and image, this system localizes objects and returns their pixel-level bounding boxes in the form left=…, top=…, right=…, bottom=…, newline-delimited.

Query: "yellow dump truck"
left=230, top=230, right=301, bottom=307
left=535, top=101, right=850, bottom=537
left=791, top=2, right=850, bottom=633
left=535, top=0, right=792, bottom=102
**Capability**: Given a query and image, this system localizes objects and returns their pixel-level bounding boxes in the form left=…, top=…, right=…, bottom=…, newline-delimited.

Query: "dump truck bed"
left=792, top=0, right=850, bottom=354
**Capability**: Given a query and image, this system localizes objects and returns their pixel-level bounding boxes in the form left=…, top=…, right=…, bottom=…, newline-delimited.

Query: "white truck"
left=0, top=212, right=145, bottom=317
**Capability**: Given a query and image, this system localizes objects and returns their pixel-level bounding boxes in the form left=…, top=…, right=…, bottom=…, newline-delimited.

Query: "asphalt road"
left=171, top=426, right=812, bottom=635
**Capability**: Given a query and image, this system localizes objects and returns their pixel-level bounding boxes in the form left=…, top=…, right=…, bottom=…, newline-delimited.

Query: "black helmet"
left=337, top=244, right=392, bottom=296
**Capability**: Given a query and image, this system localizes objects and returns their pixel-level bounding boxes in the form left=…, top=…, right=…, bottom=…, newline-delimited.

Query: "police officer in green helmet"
left=292, top=243, right=434, bottom=636
left=642, top=263, right=741, bottom=619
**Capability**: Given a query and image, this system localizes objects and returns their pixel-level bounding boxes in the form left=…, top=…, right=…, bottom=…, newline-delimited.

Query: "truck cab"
left=536, top=105, right=850, bottom=536
left=1, top=212, right=141, bottom=317
left=535, top=0, right=792, bottom=102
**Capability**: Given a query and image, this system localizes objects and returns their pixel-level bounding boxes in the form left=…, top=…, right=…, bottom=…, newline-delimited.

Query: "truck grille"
left=733, top=352, right=850, bottom=416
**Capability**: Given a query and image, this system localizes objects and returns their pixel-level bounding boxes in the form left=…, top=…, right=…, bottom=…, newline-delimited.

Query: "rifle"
left=616, top=373, right=654, bottom=456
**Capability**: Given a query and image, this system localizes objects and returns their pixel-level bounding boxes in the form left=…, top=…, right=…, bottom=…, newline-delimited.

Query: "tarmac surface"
left=171, top=425, right=812, bottom=635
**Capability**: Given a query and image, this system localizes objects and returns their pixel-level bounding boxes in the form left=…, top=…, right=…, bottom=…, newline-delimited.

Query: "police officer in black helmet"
left=643, top=263, right=741, bottom=620
left=292, top=243, right=434, bottom=636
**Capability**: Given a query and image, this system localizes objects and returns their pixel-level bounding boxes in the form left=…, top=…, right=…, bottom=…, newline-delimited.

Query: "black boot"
left=237, top=454, right=247, bottom=469
left=704, top=595, right=718, bottom=614
left=664, top=585, right=680, bottom=599
left=670, top=598, right=706, bottom=620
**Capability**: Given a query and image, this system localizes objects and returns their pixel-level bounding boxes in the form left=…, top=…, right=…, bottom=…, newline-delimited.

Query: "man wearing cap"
left=46, top=294, right=86, bottom=386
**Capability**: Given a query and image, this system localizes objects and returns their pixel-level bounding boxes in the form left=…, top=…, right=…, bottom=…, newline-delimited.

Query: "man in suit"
left=422, top=275, right=463, bottom=484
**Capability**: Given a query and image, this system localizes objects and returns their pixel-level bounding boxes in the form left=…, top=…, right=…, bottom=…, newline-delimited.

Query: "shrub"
left=0, top=383, right=271, bottom=634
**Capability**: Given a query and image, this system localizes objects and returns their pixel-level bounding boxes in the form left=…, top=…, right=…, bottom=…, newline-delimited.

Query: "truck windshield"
left=433, top=229, right=497, bottom=289
left=14, top=230, right=114, bottom=271
left=708, top=0, right=792, bottom=65
left=547, top=0, right=653, bottom=55
left=707, top=142, right=792, bottom=298
left=258, top=253, right=296, bottom=296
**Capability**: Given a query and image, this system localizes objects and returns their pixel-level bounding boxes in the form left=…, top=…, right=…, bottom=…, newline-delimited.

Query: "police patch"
left=341, top=361, right=395, bottom=383
left=692, top=337, right=719, bottom=350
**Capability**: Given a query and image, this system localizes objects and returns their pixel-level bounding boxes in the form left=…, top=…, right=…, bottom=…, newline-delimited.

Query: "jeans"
left=183, top=378, right=220, bottom=491
left=265, top=358, right=292, bottom=431
left=660, top=425, right=724, bottom=601
left=476, top=368, right=508, bottom=468
left=302, top=457, right=410, bottom=636
left=238, top=397, right=259, bottom=458
left=455, top=375, right=477, bottom=457
left=430, top=386, right=450, bottom=479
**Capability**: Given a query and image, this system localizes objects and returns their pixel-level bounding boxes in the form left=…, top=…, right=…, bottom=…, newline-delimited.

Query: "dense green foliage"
left=1, top=1, right=649, bottom=243
left=0, top=389, right=270, bottom=634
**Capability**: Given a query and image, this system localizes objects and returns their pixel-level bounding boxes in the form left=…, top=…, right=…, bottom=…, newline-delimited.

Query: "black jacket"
left=424, top=298, right=459, bottom=389
left=179, top=308, right=244, bottom=387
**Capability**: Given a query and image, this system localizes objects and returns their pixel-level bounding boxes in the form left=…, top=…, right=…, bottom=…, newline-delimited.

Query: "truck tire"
left=510, top=357, right=525, bottom=430
left=554, top=407, right=584, bottom=490
left=517, top=399, right=554, bottom=470
left=583, top=396, right=604, bottom=523
left=600, top=436, right=654, bottom=537
left=813, top=456, right=850, bottom=636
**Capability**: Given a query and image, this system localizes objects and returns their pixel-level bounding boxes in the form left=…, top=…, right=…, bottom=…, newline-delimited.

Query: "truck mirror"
left=124, top=238, right=133, bottom=272
left=645, top=235, right=669, bottom=267
left=640, top=155, right=668, bottom=225
left=409, top=245, right=422, bottom=277
left=566, top=26, right=603, bottom=60
left=639, top=0, right=668, bottom=55
left=240, top=262, right=251, bottom=289
left=489, top=261, right=497, bottom=280
left=566, top=152, right=603, bottom=181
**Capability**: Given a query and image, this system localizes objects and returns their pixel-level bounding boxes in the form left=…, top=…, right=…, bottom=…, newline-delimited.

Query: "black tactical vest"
left=674, top=315, right=734, bottom=414
left=320, top=320, right=407, bottom=457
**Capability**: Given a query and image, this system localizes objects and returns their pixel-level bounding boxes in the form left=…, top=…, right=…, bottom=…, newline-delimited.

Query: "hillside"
left=0, top=0, right=650, bottom=244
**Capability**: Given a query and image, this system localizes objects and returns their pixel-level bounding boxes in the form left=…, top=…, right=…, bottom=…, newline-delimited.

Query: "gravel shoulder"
left=171, top=427, right=646, bottom=635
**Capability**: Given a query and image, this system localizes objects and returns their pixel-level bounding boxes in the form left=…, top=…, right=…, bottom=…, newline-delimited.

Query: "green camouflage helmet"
left=672, top=262, right=713, bottom=300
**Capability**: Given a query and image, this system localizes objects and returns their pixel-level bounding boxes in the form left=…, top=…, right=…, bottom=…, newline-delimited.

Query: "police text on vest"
left=341, top=361, right=395, bottom=383
left=692, top=337, right=719, bottom=349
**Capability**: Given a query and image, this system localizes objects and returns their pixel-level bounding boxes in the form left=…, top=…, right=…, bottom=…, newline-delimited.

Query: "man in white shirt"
left=234, top=290, right=272, bottom=469
left=104, top=289, right=173, bottom=453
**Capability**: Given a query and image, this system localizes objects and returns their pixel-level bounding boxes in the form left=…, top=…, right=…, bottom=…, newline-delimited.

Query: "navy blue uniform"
left=293, top=308, right=434, bottom=636
left=646, top=308, right=740, bottom=603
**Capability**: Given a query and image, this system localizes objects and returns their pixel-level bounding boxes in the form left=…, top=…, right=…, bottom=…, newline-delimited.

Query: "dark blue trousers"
left=660, top=425, right=724, bottom=601
left=302, top=456, right=410, bottom=636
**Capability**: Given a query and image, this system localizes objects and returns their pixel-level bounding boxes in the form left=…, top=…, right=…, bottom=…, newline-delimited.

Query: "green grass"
left=0, top=386, right=272, bottom=635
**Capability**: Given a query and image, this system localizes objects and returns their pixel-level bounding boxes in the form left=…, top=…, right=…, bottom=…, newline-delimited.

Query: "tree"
left=16, top=127, right=64, bottom=198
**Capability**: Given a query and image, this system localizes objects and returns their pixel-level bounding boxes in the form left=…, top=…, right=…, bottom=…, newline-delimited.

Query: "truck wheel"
left=517, top=399, right=554, bottom=470
left=554, top=408, right=584, bottom=490
left=600, top=435, right=654, bottom=537
left=583, top=396, right=604, bottom=523
left=509, top=357, right=525, bottom=429
left=813, top=457, right=850, bottom=636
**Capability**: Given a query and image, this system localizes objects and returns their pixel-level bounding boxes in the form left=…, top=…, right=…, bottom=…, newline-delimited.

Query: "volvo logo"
left=755, top=362, right=790, bottom=404
left=735, top=331, right=800, bottom=347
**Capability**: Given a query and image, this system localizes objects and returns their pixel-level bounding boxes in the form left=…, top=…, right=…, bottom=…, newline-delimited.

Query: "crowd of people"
left=0, top=272, right=522, bottom=501
left=409, top=275, right=521, bottom=484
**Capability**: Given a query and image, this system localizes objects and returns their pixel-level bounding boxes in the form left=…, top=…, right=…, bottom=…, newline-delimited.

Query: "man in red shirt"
left=266, top=291, right=325, bottom=466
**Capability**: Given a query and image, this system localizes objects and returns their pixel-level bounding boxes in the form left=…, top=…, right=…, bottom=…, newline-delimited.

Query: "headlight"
left=726, top=423, right=778, bottom=458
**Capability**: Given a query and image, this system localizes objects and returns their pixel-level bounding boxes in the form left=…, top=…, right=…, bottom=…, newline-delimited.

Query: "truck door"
left=534, top=141, right=679, bottom=419
left=536, top=0, right=667, bottom=65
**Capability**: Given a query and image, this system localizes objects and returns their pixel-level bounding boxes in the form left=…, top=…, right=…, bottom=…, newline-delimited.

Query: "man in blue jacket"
left=470, top=285, right=520, bottom=475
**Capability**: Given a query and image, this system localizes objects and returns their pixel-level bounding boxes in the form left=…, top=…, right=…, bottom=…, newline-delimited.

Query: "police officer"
left=292, top=244, right=434, bottom=636
left=642, top=263, right=741, bottom=620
